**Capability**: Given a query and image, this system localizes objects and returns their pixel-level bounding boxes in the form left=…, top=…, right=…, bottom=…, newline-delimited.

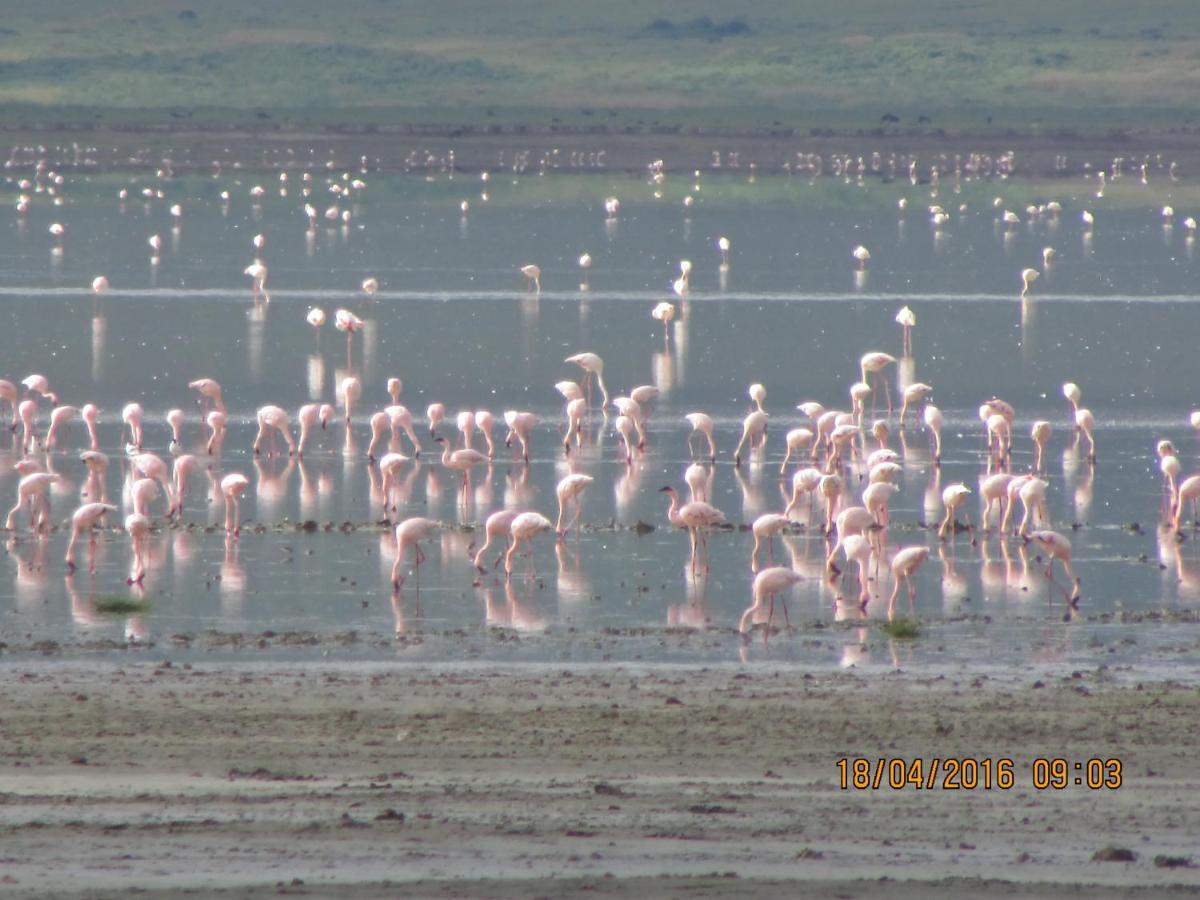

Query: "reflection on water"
left=1, top=165, right=1200, bottom=666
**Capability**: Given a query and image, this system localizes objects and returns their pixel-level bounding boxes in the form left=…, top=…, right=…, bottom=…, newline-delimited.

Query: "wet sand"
left=1, top=663, right=1198, bottom=897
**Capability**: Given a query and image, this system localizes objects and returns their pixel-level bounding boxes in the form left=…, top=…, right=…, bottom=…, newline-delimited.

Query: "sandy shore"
left=1, top=662, right=1198, bottom=897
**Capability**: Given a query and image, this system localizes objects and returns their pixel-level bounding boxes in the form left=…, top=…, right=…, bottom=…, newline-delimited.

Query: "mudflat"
left=1, top=662, right=1197, bottom=897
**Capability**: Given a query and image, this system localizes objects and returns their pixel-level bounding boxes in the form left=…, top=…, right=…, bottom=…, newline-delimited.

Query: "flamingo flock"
left=4, top=146, right=1199, bottom=649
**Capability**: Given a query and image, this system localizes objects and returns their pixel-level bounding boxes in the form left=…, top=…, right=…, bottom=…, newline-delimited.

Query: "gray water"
left=2, top=160, right=1200, bottom=669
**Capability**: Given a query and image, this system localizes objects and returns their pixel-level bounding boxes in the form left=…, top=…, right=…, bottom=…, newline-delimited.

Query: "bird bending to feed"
left=65, top=502, right=117, bottom=573
left=1020, top=267, right=1039, bottom=297
left=895, top=306, right=916, bottom=356
left=739, top=567, right=802, bottom=641
left=555, top=474, right=593, bottom=537
left=733, top=410, right=769, bottom=466
left=651, top=302, right=675, bottom=341
left=521, top=264, right=541, bottom=293
left=887, top=546, right=930, bottom=620
left=685, top=412, right=716, bottom=461
left=852, top=245, right=870, bottom=270
left=751, top=513, right=790, bottom=572
left=505, top=512, right=554, bottom=577
left=473, top=509, right=521, bottom=572
left=391, top=517, right=439, bottom=588
left=221, top=473, right=250, bottom=536
left=564, top=352, right=609, bottom=409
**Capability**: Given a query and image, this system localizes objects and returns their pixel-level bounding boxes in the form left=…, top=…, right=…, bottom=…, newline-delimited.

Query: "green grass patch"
left=95, top=596, right=152, bottom=616
left=880, top=618, right=922, bottom=640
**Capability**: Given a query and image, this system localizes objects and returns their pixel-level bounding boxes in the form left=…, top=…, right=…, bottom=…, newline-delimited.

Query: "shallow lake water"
left=2, top=156, right=1200, bottom=670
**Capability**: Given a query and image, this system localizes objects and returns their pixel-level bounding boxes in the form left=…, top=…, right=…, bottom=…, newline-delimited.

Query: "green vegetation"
left=95, top=596, right=152, bottom=616
left=881, top=618, right=922, bottom=640
left=1, top=1, right=1199, bottom=134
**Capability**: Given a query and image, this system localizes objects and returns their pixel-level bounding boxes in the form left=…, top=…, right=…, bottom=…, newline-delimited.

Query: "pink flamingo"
left=1172, top=475, right=1200, bottom=532
left=939, top=484, right=972, bottom=538
left=733, top=410, right=768, bottom=467
left=169, top=454, right=198, bottom=517
left=473, top=508, right=520, bottom=571
left=387, top=405, right=423, bottom=457
left=475, top=410, right=495, bottom=457
left=125, top=513, right=151, bottom=583
left=504, top=410, right=536, bottom=462
left=614, top=414, right=636, bottom=463
left=456, top=410, right=476, bottom=450
left=307, top=307, right=326, bottom=346
left=122, top=402, right=144, bottom=450
left=1075, top=408, right=1096, bottom=460
left=206, top=410, right=227, bottom=456
left=80, top=451, right=109, bottom=503
left=387, top=377, right=403, bottom=404
left=334, top=309, right=363, bottom=363
left=898, top=383, right=931, bottom=430
left=129, top=477, right=160, bottom=517
left=660, top=485, right=726, bottom=576
left=923, top=404, right=943, bottom=462
left=684, top=463, right=713, bottom=504
left=244, top=261, right=268, bottom=301
left=612, top=397, right=646, bottom=448
left=565, top=398, right=588, bottom=453
left=6, top=472, right=58, bottom=533
left=555, top=474, right=593, bottom=537
left=0, top=379, right=18, bottom=429
left=166, top=408, right=185, bottom=451
left=427, top=402, right=446, bottom=438
left=859, top=352, right=896, bottom=414
left=253, top=405, right=295, bottom=456
left=780, top=428, right=814, bottom=474
left=366, top=411, right=391, bottom=460
left=751, top=513, right=790, bottom=571
left=188, top=378, right=225, bottom=415
left=377, top=452, right=411, bottom=513
left=564, top=352, right=609, bottom=409
left=738, top=567, right=802, bottom=640
left=66, top=502, right=117, bottom=572
left=297, top=403, right=332, bottom=456
left=44, top=405, right=78, bottom=450
left=505, top=512, right=554, bottom=577
left=685, top=412, right=716, bottom=461
left=21, top=374, right=57, bottom=405
left=81, top=403, right=100, bottom=450
left=339, top=376, right=361, bottom=424
left=435, top=436, right=487, bottom=501
left=391, top=517, right=439, bottom=587
left=1031, top=420, right=1052, bottom=471
left=887, top=546, right=930, bottom=619
left=221, top=472, right=250, bottom=535
left=18, top=399, right=38, bottom=452
left=1028, top=530, right=1079, bottom=603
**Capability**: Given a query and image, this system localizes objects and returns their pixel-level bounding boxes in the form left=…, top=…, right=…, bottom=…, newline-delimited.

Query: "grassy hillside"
left=3, top=0, right=1200, bottom=134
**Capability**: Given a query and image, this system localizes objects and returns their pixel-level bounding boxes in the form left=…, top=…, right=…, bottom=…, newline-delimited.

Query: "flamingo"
left=473, top=509, right=521, bottom=571
left=1031, top=420, right=1052, bottom=471
left=611, top=397, right=646, bottom=449
left=377, top=452, right=411, bottom=513
left=780, top=428, right=814, bottom=474
left=220, top=472, right=250, bottom=535
left=307, top=307, right=326, bottom=345
left=92, top=275, right=109, bottom=294
left=125, top=513, right=151, bottom=584
left=923, top=404, right=943, bottom=462
left=1172, top=475, right=1200, bottom=532
left=253, top=405, right=295, bottom=456
left=22, top=373, right=57, bottom=405
left=122, top=402, right=144, bottom=450
left=521, top=264, right=541, bottom=293
left=564, top=398, right=588, bottom=453
left=898, top=383, right=931, bottom=430
left=65, top=502, right=117, bottom=573
left=6, top=472, right=59, bottom=533
left=939, top=484, right=972, bottom=538
left=475, top=410, right=496, bottom=458
left=852, top=245, right=870, bottom=270
left=339, top=376, right=361, bottom=424
left=244, top=261, right=268, bottom=301
left=1063, top=382, right=1082, bottom=424
left=887, top=546, right=930, bottom=619
left=387, top=405, right=423, bottom=457
left=832, top=533, right=873, bottom=607
left=188, top=378, right=225, bottom=415
left=435, top=436, right=487, bottom=501
left=505, top=512, right=554, bottom=577
left=895, top=306, right=916, bottom=356
left=1020, top=267, right=1039, bottom=297
left=859, top=352, right=896, bottom=414
left=685, top=412, right=717, bottom=461
left=733, top=410, right=769, bottom=466
left=660, top=485, right=726, bottom=576
left=43, top=405, right=78, bottom=450
left=717, top=235, right=731, bottom=267
left=738, top=567, right=802, bottom=640
left=751, top=513, right=789, bottom=572
left=504, top=410, right=536, bottom=462
left=456, top=411, right=476, bottom=450
left=296, top=403, right=332, bottom=456
left=1076, top=408, right=1096, bottom=460
left=614, top=414, right=636, bottom=462
left=362, top=277, right=379, bottom=296
left=366, top=411, right=392, bottom=461
left=80, top=404, right=100, bottom=451
left=684, top=463, right=712, bottom=504
left=0, top=380, right=18, bottom=430
left=1017, top=478, right=1050, bottom=537
left=169, top=454, right=198, bottom=517
left=651, top=302, right=675, bottom=341
left=427, top=403, right=446, bottom=438
left=555, top=474, right=593, bottom=537
left=391, top=517, right=439, bottom=587
left=335, top=309, right=364, bottom=363
left=1028, top=530, right=1077, bottom=596
left=80, top=450, right=109, bottom=503
left=387, top=377, right=403, bottom=404
left=205, top=410, right=227, bottom=456
left=564, top=352, right=609, bottom=409
left=129, top=477, right=160, bottom=518
left=166, top=408, right=185, bottom=451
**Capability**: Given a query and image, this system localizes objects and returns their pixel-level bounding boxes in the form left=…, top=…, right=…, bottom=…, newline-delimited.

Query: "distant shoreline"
left=7, top=123, right=1200, bottom=176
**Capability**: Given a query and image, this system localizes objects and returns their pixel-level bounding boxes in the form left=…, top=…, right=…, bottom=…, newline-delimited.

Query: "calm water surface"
left=2, top=161, right=1199, bottom=669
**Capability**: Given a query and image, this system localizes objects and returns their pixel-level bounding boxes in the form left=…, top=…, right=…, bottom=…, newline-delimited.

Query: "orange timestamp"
left=836, top=757, right=1123, bottom=791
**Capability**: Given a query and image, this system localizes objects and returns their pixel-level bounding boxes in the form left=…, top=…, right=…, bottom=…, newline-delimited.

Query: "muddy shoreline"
left=1, top=663, right=1197, bottom=896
